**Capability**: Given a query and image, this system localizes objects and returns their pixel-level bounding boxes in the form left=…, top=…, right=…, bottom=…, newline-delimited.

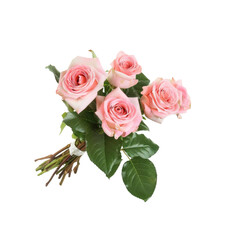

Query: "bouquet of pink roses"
left=35, top=50, right=191, bottom=201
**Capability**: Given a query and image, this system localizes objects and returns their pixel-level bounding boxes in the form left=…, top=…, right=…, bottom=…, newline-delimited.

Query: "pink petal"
left=114, top=130, right=123, bottom=139
left=69, top=56, right=106, bottom=77
left=108, top=69, right=138, bottom=89
left=65, top=83, right=102, bottom=114
left=96, top=96, right=105, bottom=109
left=95, top=96, right=105, bottom=120
left=129, top=97, right=141, bottom=116
left=102, top=120, right=114, bottom=137
left=105, top=87, right=129, bottom=100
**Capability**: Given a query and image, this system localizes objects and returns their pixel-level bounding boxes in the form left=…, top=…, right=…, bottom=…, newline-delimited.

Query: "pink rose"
left=107, top=51, right=142, bottom=89
left=141, top=78, right=180, bottom=123
left=56, top=56, right=107, bottom=113
left=96, top=88, right=142, bottom=139
left=172, top=79, right=191, bottom=114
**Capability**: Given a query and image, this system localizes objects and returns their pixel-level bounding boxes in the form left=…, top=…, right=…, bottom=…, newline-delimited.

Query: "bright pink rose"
left=56, top=56, right=107, bottom=113
left=172, top=79, right=191, bottom=114
left=141, top=78, right=180, bottom=123
left=107, top=51, right=142, bottom=89
left=96, top=88, right=142, bottom=139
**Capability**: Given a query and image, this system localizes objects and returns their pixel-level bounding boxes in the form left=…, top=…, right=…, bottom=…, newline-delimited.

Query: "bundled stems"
left=35, top=139, right=86, bottom=186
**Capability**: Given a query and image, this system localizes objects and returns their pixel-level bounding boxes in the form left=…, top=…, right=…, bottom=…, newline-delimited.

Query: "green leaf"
left=78, top=110, right=101, bottom=125
left=89, top=49, right=97, bottom=58
left=123, top=73, right=150, bottom=97
left=63, top=112, right=93, bottom=133
left=72, top=133, right=78, bottom=139
left=60, top=122, right=66, bottom=134
left=98, top=80, right=114, bottom=96
left=63, top=108, right=101, bottom=141
left=86, top=99, right=97, bottom=112
left=123, top=133, right=159, bottom=159
left=137, top=121, right=149, bottom=131
left=62, top=100, right=74, bottom=113
left=72, top=131, right=85, bottom=141
left=46, top=65, right=60, bottom=83
left=86, top=129, right=122, bottom=178
left=122, top=157, right=157, bottom=201
left=104, top=80, right=113, bottom=95
left=62, top=112, right=67, bottom=118
left=60, top=112, right=67, bottom=134
left=97, top=88, right=105, bottom=96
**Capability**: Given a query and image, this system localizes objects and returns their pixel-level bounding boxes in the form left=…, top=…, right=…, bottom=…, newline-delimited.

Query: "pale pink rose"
left=141, top=78, right=180, bottom=123
left=96, top=88, right=142, bottom=139
left=171, top=79, right=191, bottom=114
left=56, top=56, right=107, bottom=114
left=107, top=51, right=142, bottom=89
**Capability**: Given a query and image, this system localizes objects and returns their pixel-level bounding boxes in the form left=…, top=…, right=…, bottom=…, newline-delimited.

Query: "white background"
left=0, top=0, right=239, bottom=239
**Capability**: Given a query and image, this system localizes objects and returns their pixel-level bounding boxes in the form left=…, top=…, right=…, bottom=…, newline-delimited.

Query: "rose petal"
left=107, top=69, right=138, bottom=89
left=69, top=56, right=107, bottom=77
left=66, top=82, right=103, bottom=114
left=102, top=120, right=114, bottom=137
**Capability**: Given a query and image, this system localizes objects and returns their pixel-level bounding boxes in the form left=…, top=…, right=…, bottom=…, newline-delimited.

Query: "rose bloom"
left=96, top=88, right=142, bottom=139
left=171, top=79, right=191, bottom=114
left=107, top=51, right=142, bottom=89
left=56, top=56, right=107, bottom=113
left=141, top=78, right=190, bottom=123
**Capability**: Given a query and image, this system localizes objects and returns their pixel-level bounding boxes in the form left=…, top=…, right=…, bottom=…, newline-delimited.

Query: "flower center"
left=158, top=84, right=178, bottom=106
left=113, top=105, right=127, bottom=115
left=77, top=75, right=87, bottom=85
left=119, top=57, right=133, bottom=69
left=160, top=89, right=171, bottom=101
left=122, top=61, right=132, bottom=69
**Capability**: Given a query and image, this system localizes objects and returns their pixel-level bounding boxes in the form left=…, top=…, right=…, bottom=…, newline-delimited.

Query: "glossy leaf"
left=123, top=133, right=159, bottom=159
left=122, top=157, right=157, bottom=201
left=137, top=121, right=149, bottom=131
left=98, top=80, right=113, bottom=96
left=86, top=129, right=122, bottom=178
left=46, top=65, right=60, bottom=83
left=97, top=88, right=105, bottom=96
left=63, top=112, right=92, bottom=133
left=123, top=73, right=150, bottom=97
left=78, top=110, right=101, bottom=125
left=72, top=131, right=85, bottom=141
left=86, top=99, right=97, bottom=112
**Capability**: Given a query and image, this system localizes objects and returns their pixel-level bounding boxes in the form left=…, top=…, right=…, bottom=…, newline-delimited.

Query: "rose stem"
left=45, top=141, right=86, bottom=186
left=45, top=155, right=71, bottom=187
left=73, top=159, right=80, bottom=174
left=35, top=144, right=70, bottom=162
